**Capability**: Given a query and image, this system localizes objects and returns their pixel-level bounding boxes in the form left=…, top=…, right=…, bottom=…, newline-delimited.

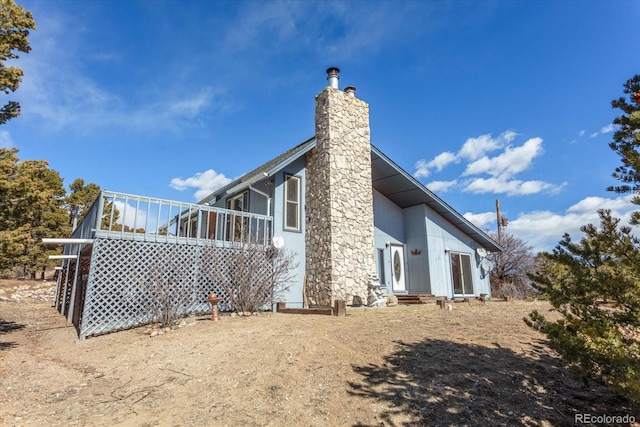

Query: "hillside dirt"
left=1, top=279, right=638, bottom=427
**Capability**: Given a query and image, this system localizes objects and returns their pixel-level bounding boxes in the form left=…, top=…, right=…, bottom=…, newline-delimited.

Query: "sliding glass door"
left=450, top=252, right=474, bottom=296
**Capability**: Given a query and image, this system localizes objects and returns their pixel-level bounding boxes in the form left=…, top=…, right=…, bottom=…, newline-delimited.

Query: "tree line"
left=0, top=147, right=100, bottom=279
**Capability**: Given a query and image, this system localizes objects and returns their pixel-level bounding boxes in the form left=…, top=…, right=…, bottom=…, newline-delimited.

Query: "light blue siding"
left=272, top=156, right=306, bottom=308
left=424, top=205, right=491, bottom=298
left=402, top=205, right=430, bottom=294
left=373, top=190, right=404, bottom=289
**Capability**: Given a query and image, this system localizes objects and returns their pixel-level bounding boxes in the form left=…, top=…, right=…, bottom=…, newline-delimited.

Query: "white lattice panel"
left=78, top=239, right=272, bottom=338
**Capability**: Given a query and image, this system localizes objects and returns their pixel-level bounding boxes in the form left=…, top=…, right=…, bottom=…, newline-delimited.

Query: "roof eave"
left=370, top=144, right=503, bottom=253
left=197, top=137, right=317, bottom=205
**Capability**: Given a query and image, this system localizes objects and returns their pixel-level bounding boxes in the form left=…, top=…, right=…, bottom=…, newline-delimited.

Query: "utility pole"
left=495, top=199, right=508, bottom=284
left=495, top=198, right=508, bottom=244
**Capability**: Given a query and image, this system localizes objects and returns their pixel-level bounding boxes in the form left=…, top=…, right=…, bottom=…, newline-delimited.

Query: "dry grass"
left=1, top=280, right=638, bottom=426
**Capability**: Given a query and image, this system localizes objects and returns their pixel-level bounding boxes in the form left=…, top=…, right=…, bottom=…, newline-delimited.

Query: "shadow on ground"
left=0, top=318, right=25, bottom=351
left=349, top=339, right=638, bottom=426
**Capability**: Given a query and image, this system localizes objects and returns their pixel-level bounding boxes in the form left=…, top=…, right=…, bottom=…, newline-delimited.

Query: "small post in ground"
left=333, top=300, right=346, bottom=317
left=207, top=293, right=221, bottom=321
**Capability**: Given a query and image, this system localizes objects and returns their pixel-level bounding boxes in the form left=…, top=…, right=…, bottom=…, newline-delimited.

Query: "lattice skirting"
left=77, top=238, right=272, bottom=338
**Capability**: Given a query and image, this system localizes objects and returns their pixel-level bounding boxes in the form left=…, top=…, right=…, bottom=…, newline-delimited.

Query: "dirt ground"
left=1, top=280, right=638, bottom=427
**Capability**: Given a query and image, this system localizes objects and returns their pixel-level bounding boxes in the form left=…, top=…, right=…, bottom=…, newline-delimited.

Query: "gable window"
left=284, top=174, right=300, bottom=231
left=450, top=252, right=474, bottom=295
left=227, top=191, right=248, bottom=212
left=226, top=191, right=248, bottom=241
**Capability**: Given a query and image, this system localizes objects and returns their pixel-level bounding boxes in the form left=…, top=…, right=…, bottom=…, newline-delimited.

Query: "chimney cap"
left=344, top=86, right=356, bottom=97
left=326, top=67, right=340, bottom=76
left=326, top=67, right=340, bottom=89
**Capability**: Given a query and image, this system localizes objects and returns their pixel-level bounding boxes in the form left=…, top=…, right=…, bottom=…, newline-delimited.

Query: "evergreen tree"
left=526, top=75, right=640, bottom=404
left=66, top=178, right=101, bottom=226
left=0, top=0, right=36, bottom=125
left=0, top=148, right=68, bottom=278
left=608, top=75, right=640, bottom=223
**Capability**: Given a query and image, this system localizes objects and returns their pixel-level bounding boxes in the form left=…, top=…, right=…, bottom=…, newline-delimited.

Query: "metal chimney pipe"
left=344, top=86, right=356, bottom=97
left=326, top=67, right=340, bottom=89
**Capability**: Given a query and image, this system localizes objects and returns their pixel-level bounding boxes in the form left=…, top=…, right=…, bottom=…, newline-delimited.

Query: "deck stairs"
left=395, top=294, right=437, bottom=305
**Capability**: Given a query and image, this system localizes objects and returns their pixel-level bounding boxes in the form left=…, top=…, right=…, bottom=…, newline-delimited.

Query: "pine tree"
left=0, top=0, right=36, bottom=125
left=608, top=75, right=640, bottom=223
left=526, top=75, right=640, bottom=404
left=66, top=178, right=101, bottom=226
left=0, top=148, right=68, bottom=278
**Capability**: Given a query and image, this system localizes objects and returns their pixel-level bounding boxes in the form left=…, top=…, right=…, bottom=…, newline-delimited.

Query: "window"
left=226, top=191, right=248, bottom=241
left=284, top=175, right=300, bottom=231
left=377, top=248, right=386, bottom=285
left=450, top=252, right=474, bottom=295
left=226, top=191, right=248, bottom=212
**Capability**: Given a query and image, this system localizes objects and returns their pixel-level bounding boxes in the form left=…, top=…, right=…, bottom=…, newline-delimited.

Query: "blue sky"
left=3, top=0, right=639, bottom=252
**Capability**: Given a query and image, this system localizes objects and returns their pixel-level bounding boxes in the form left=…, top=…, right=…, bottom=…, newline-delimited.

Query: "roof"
left=200, top=137, right=502, bottom=252
left=198, top=136, right=316, bottom=205
left=370, top=145, right=502, bottom=252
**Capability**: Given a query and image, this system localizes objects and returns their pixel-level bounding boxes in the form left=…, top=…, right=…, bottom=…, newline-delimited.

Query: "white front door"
left=391, top=244, right=406, bottom=292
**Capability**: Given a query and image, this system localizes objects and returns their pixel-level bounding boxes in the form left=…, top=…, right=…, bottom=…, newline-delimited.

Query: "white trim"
left=283, top=174, right=301, bottom=231
left=42, top=238, right=94, bottom=245
left=48, top=255, right=79, bottom=260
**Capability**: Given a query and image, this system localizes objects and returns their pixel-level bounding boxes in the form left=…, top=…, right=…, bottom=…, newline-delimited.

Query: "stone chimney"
left=305, top=68, right=376, bottom=306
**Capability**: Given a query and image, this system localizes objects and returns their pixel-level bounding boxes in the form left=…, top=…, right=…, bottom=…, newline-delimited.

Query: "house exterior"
left=199, top=68, right=502, bottom=307
left=51, top=68, right=501, bottom=338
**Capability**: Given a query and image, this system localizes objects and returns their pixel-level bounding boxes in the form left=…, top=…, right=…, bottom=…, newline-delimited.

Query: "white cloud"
left=415, top=152, right=457, bottom=178
left=415, top=132, right=560, bottom=197
left=589, top=123, right=616, bottom=138
left=458, top=130, right=516, bottom=161
left=463, top=137, right=543, bottom=179
left=462, top=176, right=565, bottom=196
left=220, top=1, right=440, bottom=76
left=463, top=211, right=495, bottom=229
left=112, top=200, right=148, bottom=230
left=490, top=194, right=637, bottom=253
left=579, top=129, right=585, bottom=137
left=0, top=131, right=14, bottom=148
left=426, top=179, right=457, bottom=192
left=566, top=195, right=634, bottom=214
left=169, top=169, right=232, bottom=201
left=168, top=89, right=217, bottom=118
left=414, top=130, right=515, bottom=178
left=600, top=123, right=615, bottom=134
left=13, top=10, right=233, bottom=135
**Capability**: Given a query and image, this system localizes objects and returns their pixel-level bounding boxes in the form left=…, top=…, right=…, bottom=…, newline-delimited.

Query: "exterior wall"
left=424, top=205, right=491, bottom=298
left=305, top=87, right=376, bottom=305
left=249, top=181, right=271, bottom=216
left=402, top=204, right=431, bottom=294
left=373, top=190, right=404, bottom=289
left=272, top=156, right=306, bottom=307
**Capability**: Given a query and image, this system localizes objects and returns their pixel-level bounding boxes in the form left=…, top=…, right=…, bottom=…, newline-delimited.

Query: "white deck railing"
left=70, top=190, right=273, bottom=247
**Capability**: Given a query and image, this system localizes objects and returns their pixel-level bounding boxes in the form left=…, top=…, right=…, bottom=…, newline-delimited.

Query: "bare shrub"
left=491, top=281, right=535, bottom=300
left=203, top=238, right=296, bottom=314
left=487, top=230, right=538, bottom=300
left=140, top=252, right=193, bottom=328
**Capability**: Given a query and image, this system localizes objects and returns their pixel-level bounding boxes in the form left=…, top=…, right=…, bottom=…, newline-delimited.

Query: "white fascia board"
left=42, top=238, right=94, bottom=245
